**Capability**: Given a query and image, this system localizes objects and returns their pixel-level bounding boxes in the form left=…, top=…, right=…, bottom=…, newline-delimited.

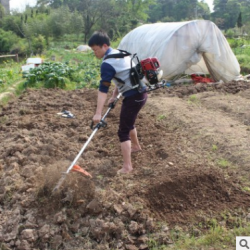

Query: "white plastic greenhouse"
left=118, top=20, right=241, bottom=82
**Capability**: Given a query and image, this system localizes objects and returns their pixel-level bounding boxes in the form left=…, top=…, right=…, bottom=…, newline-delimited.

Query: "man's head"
left=88, top=31, right=110, bottom=59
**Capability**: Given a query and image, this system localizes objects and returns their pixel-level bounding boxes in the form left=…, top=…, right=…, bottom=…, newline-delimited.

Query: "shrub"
left=236, top=54, right=250, bottom=67
left=228, top=38, right=240, bottom=48
left=225, top=29, right=234, bottom=39
left=32, top=35, right=47, bottom=55
left=0, top=28, right=19, bottom=53
left=10, top=39, right=29, bottom=56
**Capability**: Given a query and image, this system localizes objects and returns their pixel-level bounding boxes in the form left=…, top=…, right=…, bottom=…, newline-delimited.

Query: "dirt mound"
left=0, top=81, right=250, bottom=249
left=163, top=80, right=250, bottom=97
left=146, top=167, right=250, bottom=224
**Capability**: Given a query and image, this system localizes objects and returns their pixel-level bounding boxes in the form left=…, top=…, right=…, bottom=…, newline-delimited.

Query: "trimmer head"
left=71, top=165, right=92, bottom=178
left=52, top=165, right=92, bottom=194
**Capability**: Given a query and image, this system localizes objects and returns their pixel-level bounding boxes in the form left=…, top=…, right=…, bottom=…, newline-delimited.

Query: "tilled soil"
left=0, top=80, right=250, bottom=250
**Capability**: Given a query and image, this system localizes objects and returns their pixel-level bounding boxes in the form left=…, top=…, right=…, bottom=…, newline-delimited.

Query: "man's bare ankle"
left=117, top=167, right=133, bottom=174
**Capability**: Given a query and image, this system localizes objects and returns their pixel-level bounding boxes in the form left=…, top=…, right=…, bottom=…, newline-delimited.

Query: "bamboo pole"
left=0, top=54, right=19, bottom=62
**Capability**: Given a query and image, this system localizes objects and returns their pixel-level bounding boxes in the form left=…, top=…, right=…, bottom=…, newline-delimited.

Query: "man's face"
left=91, top=45, right=108, bottom=59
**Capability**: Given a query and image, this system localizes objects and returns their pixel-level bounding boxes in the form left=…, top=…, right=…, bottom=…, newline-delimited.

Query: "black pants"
left=118, top=92, right=147, bottom=142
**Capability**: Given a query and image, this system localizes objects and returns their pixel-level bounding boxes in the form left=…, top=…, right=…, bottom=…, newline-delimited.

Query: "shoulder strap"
left=103, top=50, right=135, bottom=85
left=104, top=49, right=131, bottom=60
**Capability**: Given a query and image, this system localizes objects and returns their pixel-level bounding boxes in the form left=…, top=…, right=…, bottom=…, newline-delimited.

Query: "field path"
left=148, top=91, right=250, bottom=176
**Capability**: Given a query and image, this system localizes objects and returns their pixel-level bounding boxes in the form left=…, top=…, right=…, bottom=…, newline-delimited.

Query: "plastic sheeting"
left=118, top=20, right=241, bottom=82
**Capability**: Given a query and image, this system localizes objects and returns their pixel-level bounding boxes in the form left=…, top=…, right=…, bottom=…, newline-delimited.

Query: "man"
left=88, top=30, right=147, bottom=174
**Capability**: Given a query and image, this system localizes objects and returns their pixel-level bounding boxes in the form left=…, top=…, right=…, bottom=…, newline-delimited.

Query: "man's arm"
left=93, top=91, right=107, bottom=123
left=108, top=85, right=118, bottom=105
left=112, top=85, right=119, bottom=98
left=93, top=62, right=115, bottom=123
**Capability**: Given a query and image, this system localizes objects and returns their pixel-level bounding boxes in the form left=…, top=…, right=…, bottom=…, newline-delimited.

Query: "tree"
left=212, top=0, right=240, bottom=29
left=197, top=1, right=211, bottom=20
left=0, top=4, right=5, bottom=20
left=47, top=6, right=72, bottom=38
left=237, top=12, right=242, bottom=28
left=37, top=0, right=155, bottom=42
left=69, top=10, right=83, bottom=38
left=147, top=0, right=210, bottom=22
left=2, top=14, right=24, bottom=37
left=0, top=28, right=19, bottom=53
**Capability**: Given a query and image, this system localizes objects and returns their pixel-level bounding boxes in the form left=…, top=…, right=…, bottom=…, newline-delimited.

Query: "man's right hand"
left=108, top=97, right=116, bottom=105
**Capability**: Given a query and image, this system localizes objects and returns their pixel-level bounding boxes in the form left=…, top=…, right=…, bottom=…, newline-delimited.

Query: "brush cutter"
left=52, top=93, right=122, bottom=193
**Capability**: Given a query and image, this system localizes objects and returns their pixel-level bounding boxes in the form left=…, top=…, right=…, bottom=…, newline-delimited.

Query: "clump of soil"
left=0, top=80, right=250, bottom=249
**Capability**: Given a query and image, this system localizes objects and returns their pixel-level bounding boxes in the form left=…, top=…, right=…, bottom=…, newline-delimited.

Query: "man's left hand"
left=92, top=114, right=101, bottom=124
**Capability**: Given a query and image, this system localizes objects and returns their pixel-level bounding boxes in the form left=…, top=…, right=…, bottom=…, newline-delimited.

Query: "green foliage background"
left=0, top=0, right=250, bottom=91
left=0, top=0, right=250, bottom=56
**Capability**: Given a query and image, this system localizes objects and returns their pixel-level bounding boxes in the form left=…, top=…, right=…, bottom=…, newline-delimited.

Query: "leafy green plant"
left=23, top=62, right=74, bottom=89
left=75, top=61, right=100, bottom=89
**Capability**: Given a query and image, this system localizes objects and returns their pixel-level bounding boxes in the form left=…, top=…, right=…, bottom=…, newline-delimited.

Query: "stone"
left=137, top=235, right=149, bottom=244
left=54, top=211, right=67, bottom=224
left=50, top=235, right=62, bottom=250
left=125, top=244, right=138, bottom=250
left=139, top=244, right=148, bottom=250
left=86, top=199, right=102, bottom=215
left=246, top=213, right=250, bottom=221
left=76, top=45, right=91, bottom=52
left=38, top=224, right=50, bottom=239
left=114, top=204, right=124, bottom=214
left=21, top=229, right=37, bottom=242
left=16, top=240, right=31, bottom=250
left=129, top=221, right=139, bottom=235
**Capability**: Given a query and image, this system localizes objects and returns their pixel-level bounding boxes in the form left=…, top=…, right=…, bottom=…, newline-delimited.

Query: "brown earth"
left=0, top=80, right=250, bottom=250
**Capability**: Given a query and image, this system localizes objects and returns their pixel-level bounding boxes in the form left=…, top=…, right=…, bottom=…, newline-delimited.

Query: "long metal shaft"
left=65, top=128, right=99, bottom=173
left=65, top=92, right=122, bottom=174
left=52, top=93, right=122, bottom=193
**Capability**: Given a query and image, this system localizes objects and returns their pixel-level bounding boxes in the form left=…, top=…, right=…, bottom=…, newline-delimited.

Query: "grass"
left=242, top=186, right=250, bottom=192
left=0, top=60, right=23, bottom=92
left=236, top=54, right=250, bottom=72
left=45, top=47, right=94, bottom=64
left=188, top=95, right=201, bottom=105
left=217, top=158, right=231, bottom=168
left=147, top=221, right=250, bottom=250
left=157, top=114, right=167, bottom=120
left=212, top=144, right=218, bottom=151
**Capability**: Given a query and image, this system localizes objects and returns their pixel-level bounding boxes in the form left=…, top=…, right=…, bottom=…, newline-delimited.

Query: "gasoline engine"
left=130, top=53, right=165, bottom=92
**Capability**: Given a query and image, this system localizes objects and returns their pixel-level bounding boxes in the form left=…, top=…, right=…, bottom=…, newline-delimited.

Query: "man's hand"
left=92, top=114, right=102, bottom=124
left=94, top=91, right=107, bottom=123
left=108, top=97, right=116, bottom=105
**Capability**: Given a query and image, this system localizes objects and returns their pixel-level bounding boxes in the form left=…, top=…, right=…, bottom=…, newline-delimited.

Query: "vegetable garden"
left=0, top=40, right=250, bottom=250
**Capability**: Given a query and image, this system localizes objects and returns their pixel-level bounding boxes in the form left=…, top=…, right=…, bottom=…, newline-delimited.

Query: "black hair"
left=88, top=31, right=110, bottom=47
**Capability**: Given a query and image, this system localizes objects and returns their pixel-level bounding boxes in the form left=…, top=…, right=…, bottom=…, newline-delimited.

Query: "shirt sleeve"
left=99, top=62, right=116, bottom=93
